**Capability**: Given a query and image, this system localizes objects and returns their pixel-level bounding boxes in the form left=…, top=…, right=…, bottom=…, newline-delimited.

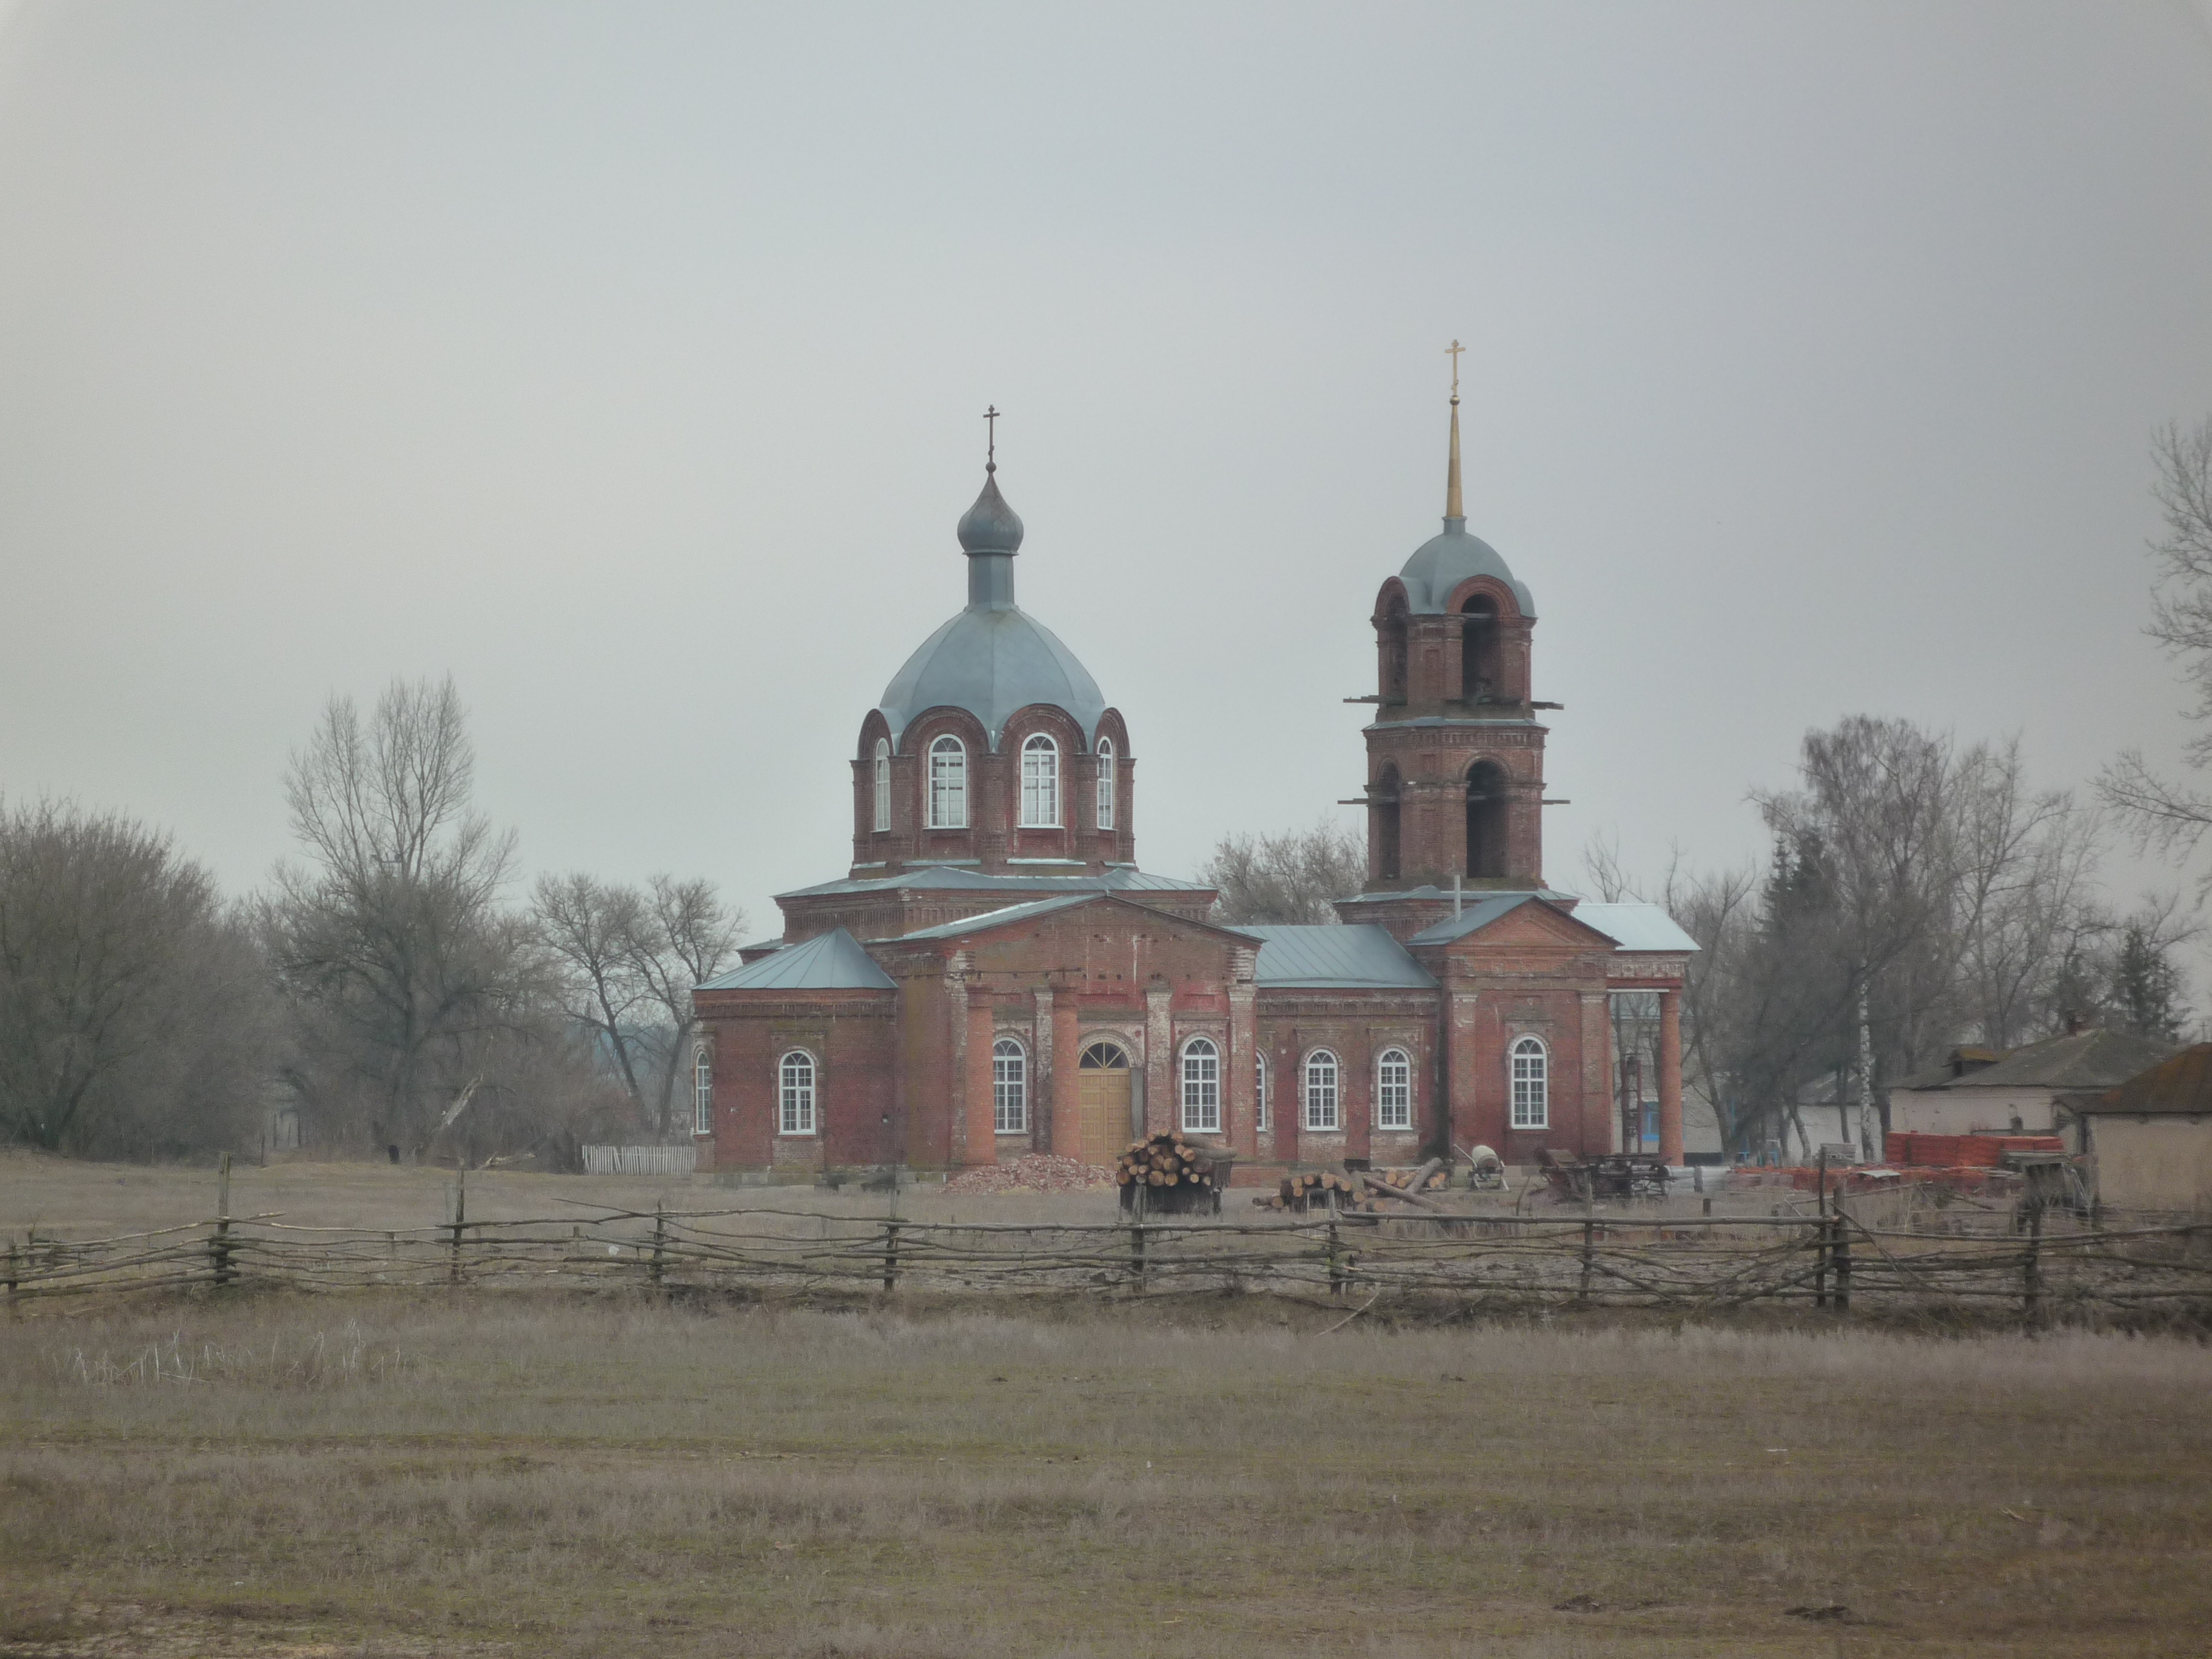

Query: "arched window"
left=1303, top=1050, right=1340, bottom=1131
left=1466, top=760, right=1507, bottom=880
left=1020, top=733, right=1059, bottom=827
left=872, top=738, right=891, bottom=833
left=1179, top=1036, right=1220, bottom=1133
left=1376, top=1047, right=1413, bottom=1130
left=778, top=1050, right=817, bottom=1135
left=692, top=1048, right=714, bottom=1135
left=928, top=736, right=967, bottom=829
left=993, top=1037, right=1027, bottom=1134
left=1255, top=1053, right=1269, bottom=1133
left=1510, top=1036, right=1547, bottom=1130
left=1096, top=737, right=1116, bottom=830
left=1373, top=764, right=1402, bottom=883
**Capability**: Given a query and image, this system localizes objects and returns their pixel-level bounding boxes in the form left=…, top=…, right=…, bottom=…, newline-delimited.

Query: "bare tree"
left=0, top=800, right=271, bottom=1156
left=265, top=678, right=546, bottom=1155
left=530, top=871, right=744, bottom=1139
left=1200, top=821, right=1365, bottom=925
left=2102, top=417, right=2212, bottom=885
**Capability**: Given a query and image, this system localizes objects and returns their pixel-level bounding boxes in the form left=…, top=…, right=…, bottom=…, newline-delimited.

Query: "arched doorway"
left=1076, top=1041, right=1134, bottom=1166
left=1373, top=764, right=1402, bottom=882
left=1466, top=760, right=1508, bottom=879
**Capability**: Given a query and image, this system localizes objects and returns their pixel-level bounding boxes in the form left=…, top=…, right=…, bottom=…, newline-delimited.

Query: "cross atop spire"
left=1443, top=342, right=1464, bottom=522
left=984, top=404, right=999, bottom=473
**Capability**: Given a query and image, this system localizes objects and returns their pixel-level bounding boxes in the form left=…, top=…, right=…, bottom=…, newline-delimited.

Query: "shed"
left=2057, top=1043, right=2212, bottom=1215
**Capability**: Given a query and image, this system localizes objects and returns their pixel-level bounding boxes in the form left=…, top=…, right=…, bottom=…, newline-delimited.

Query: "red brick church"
left=693, top=384, right=1694, bottom=1179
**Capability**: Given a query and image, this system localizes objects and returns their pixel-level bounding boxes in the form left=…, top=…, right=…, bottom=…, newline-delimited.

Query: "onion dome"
left=876, top=467, right=1107, bottom=751
left=1397, top=368, right=1537, bottom=616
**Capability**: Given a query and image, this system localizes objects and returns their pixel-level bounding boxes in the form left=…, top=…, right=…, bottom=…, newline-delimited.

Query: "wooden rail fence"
left=5, top=1202, right=2210, bottom=1318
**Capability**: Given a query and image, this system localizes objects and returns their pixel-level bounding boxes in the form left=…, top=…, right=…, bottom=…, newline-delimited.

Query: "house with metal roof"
left=692, top=382, right=1695, bottom=1181
left=2055, top=1043, right=2212, bottom=1213
left=1888, top=1027, right=2178, bottom=1136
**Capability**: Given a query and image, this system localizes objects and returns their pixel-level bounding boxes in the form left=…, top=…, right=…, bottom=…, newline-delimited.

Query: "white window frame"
left=1019, top=733, right=1060, bottom=828
left=1303, top=1050, right=1340, bottom=1132
left=1375, top=1046, right=1413, bottom=1130
left=993, top=1037, right=1027, bottom=1134
left=692, top=1047, right=713, bottom=1135
left=1096, top=737, right=1116, bottom=830
left=928, top=736, right=967, bottom=829
left=778, top=1050, right=817, bottom=1136
left=1510, top=1036, right=1548, bottom=1130
left=1255, top=1052, right=1269, bottom=1132
left=873, top=738, right=891, bottom=833
left=1179, top=1036, right=1221, bottom=1134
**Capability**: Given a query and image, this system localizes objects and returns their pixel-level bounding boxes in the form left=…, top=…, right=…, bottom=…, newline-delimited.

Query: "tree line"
left=0, top=678, right=743, bottom=1165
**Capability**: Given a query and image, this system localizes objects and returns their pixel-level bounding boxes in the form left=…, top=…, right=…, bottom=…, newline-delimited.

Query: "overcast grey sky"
left=4, top=2, right=2211, bottom=942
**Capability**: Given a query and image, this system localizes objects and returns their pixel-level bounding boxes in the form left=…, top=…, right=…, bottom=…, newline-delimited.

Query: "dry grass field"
left=4, top=1155, right=2211, bottom=1657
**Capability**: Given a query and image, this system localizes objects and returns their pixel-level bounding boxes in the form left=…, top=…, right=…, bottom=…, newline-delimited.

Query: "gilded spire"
left=1444, top=339, right=1465, bottom=523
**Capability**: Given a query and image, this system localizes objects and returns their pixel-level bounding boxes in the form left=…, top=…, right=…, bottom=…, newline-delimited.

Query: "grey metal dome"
left=1398, top=518, right=1537, bottom=616
left=877, top=470, right=1108, bottom=752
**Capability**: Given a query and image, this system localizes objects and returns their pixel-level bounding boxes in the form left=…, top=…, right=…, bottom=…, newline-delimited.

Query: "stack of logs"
left=1255, top=1158, right=1451, bottom=1214
left=1114, top=1133, right=1227, bottom=1195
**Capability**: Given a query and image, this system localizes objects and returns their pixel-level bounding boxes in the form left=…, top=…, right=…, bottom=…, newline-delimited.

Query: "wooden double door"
left=1075, top=1041, right=1134, bottom=1166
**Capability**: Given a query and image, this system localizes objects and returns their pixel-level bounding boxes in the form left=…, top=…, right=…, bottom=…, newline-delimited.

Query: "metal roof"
left=697, top=928, right=894, bottom=992
left=1404, top=894, right=1540, bottom=946
left=1397, top=520, right=1537, bottom=616
left=777, top=863, right=1210, bottom=902
left=1244, top=925, right=1437, bottom=988
left=886, top=894, right=1102, bottom=943
left=1571, top=903, right=1701, bottom=954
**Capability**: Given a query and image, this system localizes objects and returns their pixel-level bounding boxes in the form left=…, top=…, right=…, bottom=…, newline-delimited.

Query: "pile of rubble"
left=943, top=1154, right=1115, bottom=1195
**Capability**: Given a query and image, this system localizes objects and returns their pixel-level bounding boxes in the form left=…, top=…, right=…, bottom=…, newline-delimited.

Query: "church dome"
left=877, top=469, right=1108, bottom=751
left=1398, top=520, right=1537, bottom=616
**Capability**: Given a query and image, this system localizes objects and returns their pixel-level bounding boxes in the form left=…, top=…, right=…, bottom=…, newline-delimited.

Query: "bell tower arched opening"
left=1373, top=763, right=1403, bottom=882
left=1460, top=594, right=1499, bottom=703
left=1378, top=598, right=1409, bottom=703
left=1466, top=760, right=1508, bottom=879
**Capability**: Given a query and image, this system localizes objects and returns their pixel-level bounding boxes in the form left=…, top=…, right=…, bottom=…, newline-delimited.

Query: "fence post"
left=1130, top=1220, right=1146, bottom=1290
left=5, top=1238, right=17, bottom=1312
left=1814, top=1150, right=1829, bottom=1309
left=1577, top=1213, right=1595, bottom=1305
left=210, top=1151, right=235, bottom=1289
left=649, top=1200, right=666, bottom=1291
left=1832, top=1204, right=1851, bottom=1313
left=448, top=1167, right=467, bottom=1289
left=882, top=1221, right=900, bottom=1293
left=2023, top=1201, right=2043, bottom=1326
left=1327, top=1216, right=1344, bottom=1296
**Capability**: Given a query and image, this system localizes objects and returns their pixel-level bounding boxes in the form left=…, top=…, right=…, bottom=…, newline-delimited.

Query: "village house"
left=1886, top=1027, right=2176, bottom=1137
left=2058, top=1044, right=2212, bottom=1215
left=691, top=383, right=1697, bottom=1182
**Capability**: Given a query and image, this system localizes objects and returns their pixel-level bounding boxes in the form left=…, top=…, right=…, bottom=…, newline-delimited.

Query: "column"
left=964, top=987, right=997, bottom=1167
left=1227, top=948, right=1258, bottom=1158
left=1050, top=988, right=1080, bottom=1159
left=1031, top=984, right=1055, bottom=1155
left=1144, top=982, right=1173, bottom=1135
left=1658, top=988, right=1684, bottom=1167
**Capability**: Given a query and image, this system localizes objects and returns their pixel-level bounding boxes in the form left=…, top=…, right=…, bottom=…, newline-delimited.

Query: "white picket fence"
left=580, top=1144, right=699, bottom=1178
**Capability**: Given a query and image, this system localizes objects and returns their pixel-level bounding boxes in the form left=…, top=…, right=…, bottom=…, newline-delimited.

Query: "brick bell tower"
left=1343, top=344, right=1558, bottom=931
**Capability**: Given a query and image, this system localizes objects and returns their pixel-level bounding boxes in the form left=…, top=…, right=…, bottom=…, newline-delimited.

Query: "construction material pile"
left=944, top=1155, right=1114, bottom=1195
left=1114, top=1133, right=1232, bottom=1213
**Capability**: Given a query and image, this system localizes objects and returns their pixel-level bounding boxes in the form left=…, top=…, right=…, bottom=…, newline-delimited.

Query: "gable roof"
left=1570, top=903, right=1701, bottom=953
left=1242, top=925, right=1437, bottom=989
left=883, top=891, right=1259, bottom=948
left=2062, top=1042, right=2212, bottom=1115
left=1898, top=1029, right=2179, bottom=1093
left=697, top=928, right=895, bottom=992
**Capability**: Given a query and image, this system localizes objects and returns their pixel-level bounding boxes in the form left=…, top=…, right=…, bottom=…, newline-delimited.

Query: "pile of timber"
left=1255, top=1158, right=1452, bottom=1215
left=1115, top=1133, right=1232, bottom=1213
left=1253, top=1171, right=1361, bottom=1212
